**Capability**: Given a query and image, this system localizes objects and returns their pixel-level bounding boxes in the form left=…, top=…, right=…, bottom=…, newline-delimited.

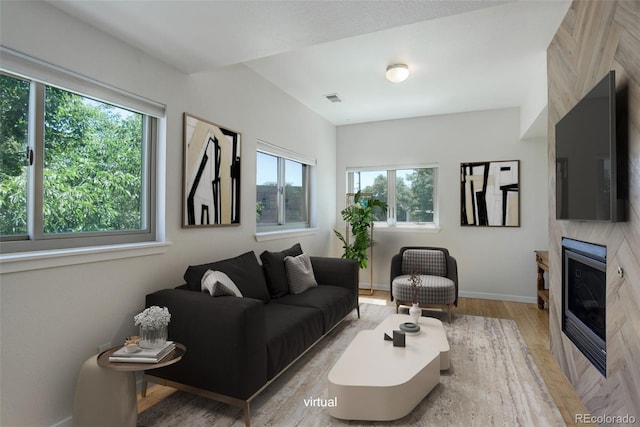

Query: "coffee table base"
left=328, top=314, right=449, bottom=421
left=329, top=342, right=439, bottom=421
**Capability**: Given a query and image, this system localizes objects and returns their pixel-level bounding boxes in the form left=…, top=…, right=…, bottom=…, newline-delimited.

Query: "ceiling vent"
left=324, top=93, right=342, bottom=103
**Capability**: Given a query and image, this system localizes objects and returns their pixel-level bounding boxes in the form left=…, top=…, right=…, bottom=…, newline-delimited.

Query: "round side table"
left=97, top=342, right=186, bottom=371
left=72, top=343, right=185, bottom=427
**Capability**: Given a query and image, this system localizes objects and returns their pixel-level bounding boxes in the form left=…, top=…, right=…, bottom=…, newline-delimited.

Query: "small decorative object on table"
left=409, top=271, right=422, bottom=324
left=399, top=322, right=420, bottom=334
left=123, top=336, right=140, bottom=353
left=134, top=306, right=171, bottom=349
left=392, top=330, right=406, bottom=347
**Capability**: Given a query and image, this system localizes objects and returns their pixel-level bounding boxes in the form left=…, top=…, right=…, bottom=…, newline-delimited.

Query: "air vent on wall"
left=324, top=93, right=342, bottom=103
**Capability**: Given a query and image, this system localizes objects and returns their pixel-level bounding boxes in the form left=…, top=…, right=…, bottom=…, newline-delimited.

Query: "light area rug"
left=138, top=303, right=564, bottom=426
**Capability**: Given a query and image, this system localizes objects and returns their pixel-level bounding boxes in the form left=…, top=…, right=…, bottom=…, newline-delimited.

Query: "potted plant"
left=134, top=305, right=171, bottom=349
left=334, top=191, right=387, bottom=269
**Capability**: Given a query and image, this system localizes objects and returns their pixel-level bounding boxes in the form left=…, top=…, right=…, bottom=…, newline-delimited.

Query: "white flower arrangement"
left=134, top=306, right=171, bottom=330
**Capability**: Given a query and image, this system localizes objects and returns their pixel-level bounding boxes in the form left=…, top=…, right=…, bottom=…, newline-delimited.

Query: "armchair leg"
left=447, top=304, right=452, bottom=323
left=395, top=300, right=400, bottom=313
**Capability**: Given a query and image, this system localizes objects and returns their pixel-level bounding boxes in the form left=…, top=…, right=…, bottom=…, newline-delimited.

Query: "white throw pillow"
left=284, top=253, right=318, bottom=294
left=201, top=270, right=243, bottom=297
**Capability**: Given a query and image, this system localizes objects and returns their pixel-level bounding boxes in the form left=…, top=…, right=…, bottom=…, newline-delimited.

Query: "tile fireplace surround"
left=547, top=0, right=640, bottom=420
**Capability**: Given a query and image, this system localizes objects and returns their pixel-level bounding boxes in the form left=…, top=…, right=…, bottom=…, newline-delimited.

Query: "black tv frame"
left=555, top=70, right=626, bottom=222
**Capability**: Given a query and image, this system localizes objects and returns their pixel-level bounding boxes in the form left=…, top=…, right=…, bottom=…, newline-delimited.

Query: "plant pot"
left=139, top=325, right=167, bottom=349
left=409, top=303, right=421, bottom=324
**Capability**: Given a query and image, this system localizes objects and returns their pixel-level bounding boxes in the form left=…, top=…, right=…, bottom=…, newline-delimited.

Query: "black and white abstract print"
left=183, top=113, right=241, bottom=227
left=460, top=160, right=519, bottom=227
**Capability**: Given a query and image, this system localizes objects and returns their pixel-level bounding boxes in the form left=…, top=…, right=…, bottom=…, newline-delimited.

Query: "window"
left=0, top=74, right=29, bottom=237
left=347, top=165, right=438, bottom=226
left=351, top=170, right=388, bottom=220
left=256, top=141, right=313, bottom=231
left=0, top=53, right=162, bottom=253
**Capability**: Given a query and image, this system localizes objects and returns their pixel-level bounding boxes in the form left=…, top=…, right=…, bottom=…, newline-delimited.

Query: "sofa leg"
left=243, top=401, right=251, bottom=427
left=356, top=305, right=360, bottom=319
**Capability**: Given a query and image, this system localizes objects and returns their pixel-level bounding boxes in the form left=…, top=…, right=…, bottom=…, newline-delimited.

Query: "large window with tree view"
left=256, top=148, right=312, bottom=231
left=347, top=166, right=438, bottom=226
left=0, top=71, right=157, bottom=252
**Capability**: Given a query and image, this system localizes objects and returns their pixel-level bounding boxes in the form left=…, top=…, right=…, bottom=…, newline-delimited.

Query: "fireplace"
left=562, top=237, right=607, bottom=376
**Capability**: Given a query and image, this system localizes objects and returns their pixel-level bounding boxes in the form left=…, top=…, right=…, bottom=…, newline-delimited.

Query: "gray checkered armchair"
left=390, top=246, right=458, bottom=322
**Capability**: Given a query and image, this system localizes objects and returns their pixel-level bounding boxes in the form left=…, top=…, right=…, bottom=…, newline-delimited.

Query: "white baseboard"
left=50, top=416, right=72, bottom=427
left=359, top=283, right=388, bottom=291
left=458, top=291, right=537, bottom=304
left=359, top=284, right=537, bottom=304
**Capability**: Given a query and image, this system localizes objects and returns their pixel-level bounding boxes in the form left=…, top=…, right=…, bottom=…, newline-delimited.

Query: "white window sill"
left=374, top=223, right=441, bottom=233
left=255, top=228, right=318, bottom=242
left=0, top=241, right=172, bottom=274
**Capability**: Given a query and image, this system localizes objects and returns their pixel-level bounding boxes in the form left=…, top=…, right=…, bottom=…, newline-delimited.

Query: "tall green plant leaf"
left=334, top=191, right=387, bottom=269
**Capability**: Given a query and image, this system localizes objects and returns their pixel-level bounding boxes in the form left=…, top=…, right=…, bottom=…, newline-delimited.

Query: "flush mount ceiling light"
left=385, top=64, right=409, bottom=83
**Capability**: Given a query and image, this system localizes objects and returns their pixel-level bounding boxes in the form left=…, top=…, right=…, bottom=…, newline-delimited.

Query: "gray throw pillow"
left=284, top=253, right=318, bottom=294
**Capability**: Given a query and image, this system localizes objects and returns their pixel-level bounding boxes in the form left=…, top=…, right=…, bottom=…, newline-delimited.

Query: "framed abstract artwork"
left=460, top=160, right=520, bottom=227
left=183, top=113, right=241, bottom=227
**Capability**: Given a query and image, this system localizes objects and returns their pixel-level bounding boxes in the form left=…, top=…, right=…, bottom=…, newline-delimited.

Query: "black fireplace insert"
left=562, top=237, right=607, bottom=376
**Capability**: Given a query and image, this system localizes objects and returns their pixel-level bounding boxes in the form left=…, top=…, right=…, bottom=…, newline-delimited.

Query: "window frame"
left=346, top=164, right=439, bottom=228
left=0, top=48, right=164, bottom=254
left=256, top=140, right=315, bottom=233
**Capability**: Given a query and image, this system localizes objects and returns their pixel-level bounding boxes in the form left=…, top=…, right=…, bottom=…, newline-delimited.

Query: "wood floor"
left=138, top=293, right=590, bottom=426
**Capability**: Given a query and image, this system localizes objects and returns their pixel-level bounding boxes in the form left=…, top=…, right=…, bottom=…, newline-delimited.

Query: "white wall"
left=520, top=50, right=548, bottom=140
left=0, top=2, right=335, bottom=426
left=336, top=108, right=549, bottom=301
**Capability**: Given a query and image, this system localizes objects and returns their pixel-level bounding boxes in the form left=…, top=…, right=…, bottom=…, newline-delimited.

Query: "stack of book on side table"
left=108, top=341, right=176, bottom=363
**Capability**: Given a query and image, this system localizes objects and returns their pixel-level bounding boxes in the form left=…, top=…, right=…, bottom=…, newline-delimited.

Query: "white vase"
left=139, top=325, right=168, bottom=349
left=409, top=303, right=421, bottom=324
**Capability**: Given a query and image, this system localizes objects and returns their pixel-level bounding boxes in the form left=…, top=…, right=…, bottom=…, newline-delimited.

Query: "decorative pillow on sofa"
left=260, top=243, right=303, bottom=298
left=284, top=253, right=318, bottom=295
left=184, top=251, right=270, bottom=302
left=201, top=270, right=243, bottom=297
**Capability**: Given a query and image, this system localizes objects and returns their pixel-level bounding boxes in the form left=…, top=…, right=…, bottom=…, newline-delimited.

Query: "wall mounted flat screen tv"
left=555, top=70, right=625, bottom=222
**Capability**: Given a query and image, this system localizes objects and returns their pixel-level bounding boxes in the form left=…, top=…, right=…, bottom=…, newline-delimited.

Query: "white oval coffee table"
left=328, top=314, right=450, bottom=421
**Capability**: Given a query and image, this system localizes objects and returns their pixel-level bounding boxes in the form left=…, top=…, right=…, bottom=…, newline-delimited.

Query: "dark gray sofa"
left=142, top=248, right=359, bottom=426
